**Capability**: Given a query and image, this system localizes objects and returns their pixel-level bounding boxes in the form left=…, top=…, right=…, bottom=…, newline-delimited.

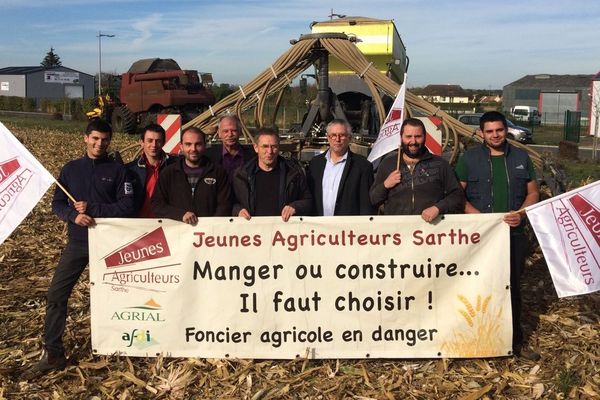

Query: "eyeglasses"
left=328, top=134, right=350, bottom=140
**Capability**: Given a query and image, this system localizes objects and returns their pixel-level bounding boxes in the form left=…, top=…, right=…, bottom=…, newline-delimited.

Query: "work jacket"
left=152, top=156, right=232, bottom=220
left=370, top=150, right=464, bottom=215
left=52, top=154, right=134, bottom=242
left=232, top=156, right=312, bottom=216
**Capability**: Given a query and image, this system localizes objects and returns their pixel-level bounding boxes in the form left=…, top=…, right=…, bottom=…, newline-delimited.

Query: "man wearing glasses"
left=307, top=119, right=374, bottom=216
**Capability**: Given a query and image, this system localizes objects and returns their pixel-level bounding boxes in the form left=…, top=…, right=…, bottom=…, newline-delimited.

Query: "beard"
left=401, top=142, right=426, bottom=158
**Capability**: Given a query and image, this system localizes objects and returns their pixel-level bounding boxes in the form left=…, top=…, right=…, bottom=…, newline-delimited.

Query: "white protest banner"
left=89, top=214, right=512, bottom=359
left=367, top=74, right=407, bottom=162
left=526, top=180, right=600, bottom=297
left=0, top=122, right=55, bottom=245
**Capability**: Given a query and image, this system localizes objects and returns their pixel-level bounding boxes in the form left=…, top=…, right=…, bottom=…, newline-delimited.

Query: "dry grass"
left=1, top=122, right=599, bottom=399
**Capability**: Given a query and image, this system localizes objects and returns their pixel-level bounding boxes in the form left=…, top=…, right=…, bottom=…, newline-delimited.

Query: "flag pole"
left=54, top=179, right=77, bottom=203
left=396, top=146, right=402, bottom=170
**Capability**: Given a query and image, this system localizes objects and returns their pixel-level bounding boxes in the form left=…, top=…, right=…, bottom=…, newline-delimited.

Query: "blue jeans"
left=43, top=240, right=89, bottom=356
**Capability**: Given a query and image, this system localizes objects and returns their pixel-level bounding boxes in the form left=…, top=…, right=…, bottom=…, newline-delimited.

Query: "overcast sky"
left=1, top=0, right=598, bottom=89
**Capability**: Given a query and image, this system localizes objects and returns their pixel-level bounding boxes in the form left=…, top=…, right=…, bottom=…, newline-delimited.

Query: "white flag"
left=367, top=73, right=407, bottom=162
left=0, top=122, right=55, bottom=245
left=525, top=180, right=600, bottom=297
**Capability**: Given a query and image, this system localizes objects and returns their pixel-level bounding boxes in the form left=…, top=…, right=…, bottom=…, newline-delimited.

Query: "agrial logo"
left=122, top=329, right=158, bottom=349
left=112, top=298, right=165, bottom=322
left=103, top=227, right=171, bottom=268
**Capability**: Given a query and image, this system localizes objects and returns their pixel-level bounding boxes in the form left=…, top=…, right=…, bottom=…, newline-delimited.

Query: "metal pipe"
left=318, top=51, right=330, bottom=121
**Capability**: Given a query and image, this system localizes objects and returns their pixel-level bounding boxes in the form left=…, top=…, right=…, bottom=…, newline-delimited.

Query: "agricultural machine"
left=182, top=15, right=563, bottom=194
left=88, top=58, right=215, bottom=135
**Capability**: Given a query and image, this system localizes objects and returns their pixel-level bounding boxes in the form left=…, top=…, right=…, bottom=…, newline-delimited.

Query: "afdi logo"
left=112, top=298, right=165, bottom=322
left=122, top=329, right=159, bottom=349
left=103, top=227, right=171, bottom=268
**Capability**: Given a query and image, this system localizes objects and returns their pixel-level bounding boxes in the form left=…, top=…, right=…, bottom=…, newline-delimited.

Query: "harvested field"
left=0, top=123, right=599, bottom=399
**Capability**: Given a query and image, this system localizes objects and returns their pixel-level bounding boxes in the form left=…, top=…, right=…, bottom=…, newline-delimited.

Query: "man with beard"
left=152, top=127, right=232, bottom=224
left=455, top=111, right=540, bottom=360
left=369, top=118, right=463, bottom=220
left=205, top=115, right=255, bottom=180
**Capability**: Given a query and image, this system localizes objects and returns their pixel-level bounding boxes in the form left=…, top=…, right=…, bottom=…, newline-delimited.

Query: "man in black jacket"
left=33, top=118, right=134, bottom=374
left=307, top=119, right=374, bottom=215
left=370, top=118, right=463, bottom=220
left=126, top=123, right=175, bottom=217
left=233, top=127, right=311, bottom=221
left=152, top=127, right=232, bottom=223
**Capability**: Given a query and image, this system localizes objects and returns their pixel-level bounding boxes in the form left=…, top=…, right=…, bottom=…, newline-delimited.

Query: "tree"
left=212, top=83, right=235, bottom=101
left=40, top=47, right=62, bottom=68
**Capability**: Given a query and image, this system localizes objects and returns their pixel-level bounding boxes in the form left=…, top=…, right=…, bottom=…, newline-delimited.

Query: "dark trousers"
left=510, top=233, right=528, bottom=349
left=43, top=240, right=89, bottom=356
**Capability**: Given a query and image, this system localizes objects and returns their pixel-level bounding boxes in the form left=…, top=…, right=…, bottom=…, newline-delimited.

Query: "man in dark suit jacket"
left=307, top=119, right=374, bottom=216
left=204, top=114, right=255, bottom=180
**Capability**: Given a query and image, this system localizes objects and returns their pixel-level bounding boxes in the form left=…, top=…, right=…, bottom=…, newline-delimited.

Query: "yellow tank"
left=310, top=16, right=407, bottom=84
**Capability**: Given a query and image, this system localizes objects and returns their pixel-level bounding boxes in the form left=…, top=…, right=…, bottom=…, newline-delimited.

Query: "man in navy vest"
left=455, top=111, right=540, bottom=360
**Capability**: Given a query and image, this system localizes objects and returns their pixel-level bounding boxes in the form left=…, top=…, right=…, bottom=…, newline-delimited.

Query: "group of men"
left=33, top=110, right=539, bottom=374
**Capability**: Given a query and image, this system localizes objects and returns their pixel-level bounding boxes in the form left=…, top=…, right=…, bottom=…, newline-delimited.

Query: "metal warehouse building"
left=0, top=65, right=94, bottom=105
left=502, top=74, right=593, bottom=125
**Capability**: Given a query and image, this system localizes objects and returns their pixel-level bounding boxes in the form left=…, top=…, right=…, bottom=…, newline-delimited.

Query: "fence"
left=564, top=110, right=581, bottom=142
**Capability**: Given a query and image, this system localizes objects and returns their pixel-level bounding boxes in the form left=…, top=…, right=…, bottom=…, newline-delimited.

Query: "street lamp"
left=97, top=31, right=115, bottom=96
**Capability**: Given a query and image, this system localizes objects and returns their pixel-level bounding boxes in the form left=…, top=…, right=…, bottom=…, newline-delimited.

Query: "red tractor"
left=108, top=58, right=215, bottom=134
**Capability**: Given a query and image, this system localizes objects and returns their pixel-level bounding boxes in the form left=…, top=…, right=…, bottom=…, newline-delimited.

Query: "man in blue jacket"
left=33, top=118, right=134, bottom=374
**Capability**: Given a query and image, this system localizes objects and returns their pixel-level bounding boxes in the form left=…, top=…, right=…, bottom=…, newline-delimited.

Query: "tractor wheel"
left=112, top=105, right=137, bottom=135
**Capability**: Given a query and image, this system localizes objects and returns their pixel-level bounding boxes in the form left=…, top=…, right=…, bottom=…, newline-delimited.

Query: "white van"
left=512, top=106, right=541, bottom=125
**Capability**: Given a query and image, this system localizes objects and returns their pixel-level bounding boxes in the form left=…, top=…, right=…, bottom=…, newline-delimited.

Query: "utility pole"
left=97, top=31, right=115, bottom=96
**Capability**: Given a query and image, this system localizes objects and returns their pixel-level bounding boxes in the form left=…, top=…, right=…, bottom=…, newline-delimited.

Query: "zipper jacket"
left=151, top=155, right=232, bottom=220
left=52, top=154, right=134, bottom=242
left=370, top=150, right=464, bottom=215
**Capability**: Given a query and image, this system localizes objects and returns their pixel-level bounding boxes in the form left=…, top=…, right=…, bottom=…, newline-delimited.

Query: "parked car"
left=457, top=113, right=533, bottom=143
left=511, top=105, right=541, bottom=125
